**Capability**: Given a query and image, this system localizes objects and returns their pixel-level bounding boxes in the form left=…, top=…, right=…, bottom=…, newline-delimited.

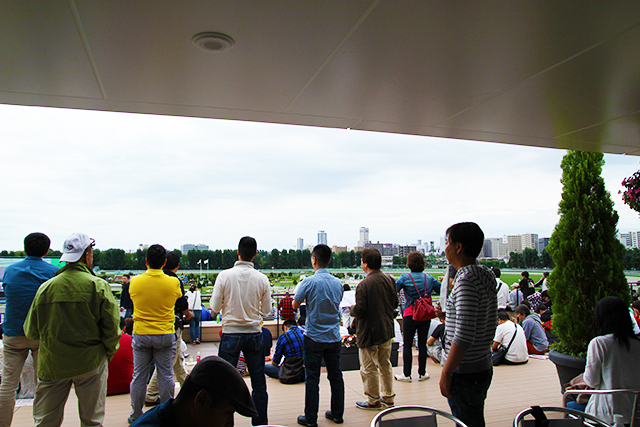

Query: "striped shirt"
left=444, top=264, right=497, bottom=374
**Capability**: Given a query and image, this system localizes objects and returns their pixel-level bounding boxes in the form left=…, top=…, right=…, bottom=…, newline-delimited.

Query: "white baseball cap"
left=60, top=233, right=94, bottom=263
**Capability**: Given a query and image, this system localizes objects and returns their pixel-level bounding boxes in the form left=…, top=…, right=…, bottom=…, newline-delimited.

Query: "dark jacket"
left=351, top=270, right=399, bottom=348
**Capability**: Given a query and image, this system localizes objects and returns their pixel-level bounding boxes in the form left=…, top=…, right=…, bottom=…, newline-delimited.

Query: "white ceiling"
left=1, top=1, right=640, bottom=155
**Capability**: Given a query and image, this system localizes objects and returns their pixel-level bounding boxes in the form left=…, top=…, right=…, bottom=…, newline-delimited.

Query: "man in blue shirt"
left=0, top=232, right=59, bottom=426
left=264, top=318, right=304, bottom=380
left=293, top=244, right=344, bottom=427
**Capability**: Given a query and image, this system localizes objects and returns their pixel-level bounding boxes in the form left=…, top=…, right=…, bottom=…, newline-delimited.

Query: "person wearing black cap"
left=130, top=356, right=258, bottom=427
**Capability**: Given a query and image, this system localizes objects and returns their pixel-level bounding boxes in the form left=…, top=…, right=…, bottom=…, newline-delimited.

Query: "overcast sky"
left=1, top=103, right=639, bottom=254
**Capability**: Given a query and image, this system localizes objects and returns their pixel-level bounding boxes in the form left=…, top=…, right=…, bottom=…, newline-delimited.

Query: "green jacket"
left=24, top=262, right=121, bottom=381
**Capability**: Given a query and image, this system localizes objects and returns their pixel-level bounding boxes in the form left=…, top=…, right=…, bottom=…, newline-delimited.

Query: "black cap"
left=185, top=356, right=258, bottom=418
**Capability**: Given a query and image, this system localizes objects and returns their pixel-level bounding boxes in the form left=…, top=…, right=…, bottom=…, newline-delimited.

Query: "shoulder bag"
left=279, top=356, right=305, bottom=384
left=492, top=323, right=518, bottom=366
left=409, top=273, right=436, bottom=322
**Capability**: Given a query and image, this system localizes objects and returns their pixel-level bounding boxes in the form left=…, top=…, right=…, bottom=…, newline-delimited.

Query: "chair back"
left=371, top=405, right=469, bottom=427
left=513, top=406, right=611, bottom=427
left=562, top=389, right=640, bottom=427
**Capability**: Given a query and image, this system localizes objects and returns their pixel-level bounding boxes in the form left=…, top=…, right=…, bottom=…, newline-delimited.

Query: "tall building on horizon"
left=318, top=230, right=327, bottom=245
left=358, top=227, right=370, bottom=247
left=181, top=243, right=209, bottom=253
left=296, top=238, right=304, bottom=250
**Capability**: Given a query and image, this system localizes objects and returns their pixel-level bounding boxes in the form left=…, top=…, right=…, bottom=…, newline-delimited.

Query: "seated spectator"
left=537, top=303, right=552, bottom=323
left=340, top=284, right=356, bottom=329
left=508, top=286, right=525, bottom=311
left=492, top=267, right=510, bottom=310
left=535, top=271, right=550, bottom=292
left=264, top=319, right=304, bottom=381
left=515, top=305, right=549, bottom=355
left=492, top=310, right=528, bottom=365
left=528, top=291, right=543, bottom=312
left=632, top=300, right=640, bottom=328
left=107, top=318, right=134, bottom=395
left=427, top=313, right=445, bottom=364
left=261, top=323, right=273, bottom=359
left=130, top=356, right=258, bottom=426
left=572, top=296, right=640, bottom=425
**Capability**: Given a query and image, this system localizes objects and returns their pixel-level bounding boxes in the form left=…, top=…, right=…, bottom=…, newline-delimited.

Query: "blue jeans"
left=130, top=334, right=176, bottom=421
left=218, top=333, right=268, bottom=426
left=264, top=363, right=280, bottom=379
left=189, top=310, right=202, bottom=342
left=402, top=316, right=430, bottom=377
left=304, top=336, right=344, bottom=424
left=447, top=369, right=493, bottom=427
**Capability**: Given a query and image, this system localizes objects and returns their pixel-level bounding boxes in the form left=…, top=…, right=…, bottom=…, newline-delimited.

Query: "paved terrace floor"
left=11, top=342, right=562, bottom=427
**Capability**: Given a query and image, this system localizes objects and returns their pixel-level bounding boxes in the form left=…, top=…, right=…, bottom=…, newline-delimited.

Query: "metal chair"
left=562, top=389, right=640, bottom=427
left=513, top=406, right=612, bottom=427
left=370, top=405, right=469, bottom=427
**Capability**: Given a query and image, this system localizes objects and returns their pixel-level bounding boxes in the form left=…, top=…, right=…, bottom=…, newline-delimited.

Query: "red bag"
left=409, top=274, right=436, bottom=322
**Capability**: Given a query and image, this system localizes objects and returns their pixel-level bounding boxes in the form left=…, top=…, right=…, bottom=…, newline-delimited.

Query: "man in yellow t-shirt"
left=128, top=244, right=182, bottom=424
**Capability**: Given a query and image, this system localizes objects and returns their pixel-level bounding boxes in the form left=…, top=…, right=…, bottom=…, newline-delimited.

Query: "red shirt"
left=278, top=296, right=296, bottom=320
left=107, top=333, right=133, bottom=395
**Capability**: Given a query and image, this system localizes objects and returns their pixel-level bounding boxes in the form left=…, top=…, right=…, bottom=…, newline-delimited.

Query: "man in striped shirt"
left=439, top=222, right=497, bottom=427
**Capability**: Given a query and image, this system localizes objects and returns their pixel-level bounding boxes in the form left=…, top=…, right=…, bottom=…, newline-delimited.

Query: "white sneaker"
left=418, top=373, right=430, bottom=381
left=394, top=374, right=412, bottom=382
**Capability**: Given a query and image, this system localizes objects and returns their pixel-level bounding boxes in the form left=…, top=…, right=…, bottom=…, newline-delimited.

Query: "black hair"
left=343, top=284, right=351, bottom=292
left=521, top=271, right=529, bottom=278
left=543, top=271, right=550, bottom=277
left=24, top=232, right=51, bottom=257
left=491, top=266, right=501, bottom=278
left=594, top=296, right=637, bottom=351
left=541, top=290, right=550, bottom=300
left=238, top=236, right=257, bottom=261
left=311, top=244, right=332, bottom=268
left=445, top=222, right=484, bottom=258
left=165, top=250, right=181, bottom=270
left=537, top=303, right=548, bottom=313
left=282, top=318, right=297, bottom=331
left=406, top=251, right=425, bottom=272
left=361, top=248, right=382, bottom=270
left=515, top=304, right=531, bottom=316
left=497, top=310, right=510, bottom=321
left=146, top=244, right=167, bottom=269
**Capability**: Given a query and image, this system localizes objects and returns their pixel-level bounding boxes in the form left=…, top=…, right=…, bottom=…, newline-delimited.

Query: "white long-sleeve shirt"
left=210, top=261, right=271, bottom=334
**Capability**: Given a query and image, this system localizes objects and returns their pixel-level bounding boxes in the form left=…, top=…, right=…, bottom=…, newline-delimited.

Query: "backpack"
left=409, top=274, right=436, bottom=322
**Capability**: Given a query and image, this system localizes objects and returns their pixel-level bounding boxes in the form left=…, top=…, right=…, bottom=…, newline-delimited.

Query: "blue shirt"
left=130, top=399, right=175, bottom=426
left=294, top=269, right=343, bottom=343
left=2, top=256, right=59, bottom=336
left=522, top=314, right=549, bottom=352
left=273, top=325, right=304, bottom=364
left=396, top=272, right=441, bottom=311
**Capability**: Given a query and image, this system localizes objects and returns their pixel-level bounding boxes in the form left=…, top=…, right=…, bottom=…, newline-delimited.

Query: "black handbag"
left=492, top=323, right=518, bottom=366
left=278, top=356, right=305, bottom=384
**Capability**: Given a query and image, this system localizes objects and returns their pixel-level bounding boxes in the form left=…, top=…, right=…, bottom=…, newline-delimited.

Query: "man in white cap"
left=24, top=233, right=121, bottom=427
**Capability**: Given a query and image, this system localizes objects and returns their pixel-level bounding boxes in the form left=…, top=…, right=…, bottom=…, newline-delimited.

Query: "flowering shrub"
left=620, top=171, right=640, bottom=213
left=341, top=335, right=357, bottom=348
left=542, top=320, right=553, bottom=331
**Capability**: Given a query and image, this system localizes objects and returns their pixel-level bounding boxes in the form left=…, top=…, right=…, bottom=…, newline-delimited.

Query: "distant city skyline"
left=2, top=104, right=639, bottom=254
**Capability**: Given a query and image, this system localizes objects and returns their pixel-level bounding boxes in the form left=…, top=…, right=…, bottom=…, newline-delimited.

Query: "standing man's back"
left=210, top=236, right=271, bottom=426
left=24, top=233, right=120, bottom=427
left=0, top=233, right=59, bottom=427
left=293, top=244, right=345, bottom=427
left=128, top=244, right=182, bottom=424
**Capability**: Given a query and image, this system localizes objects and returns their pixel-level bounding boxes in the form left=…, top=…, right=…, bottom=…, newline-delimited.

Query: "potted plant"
left=546, top=151, right=629, bottom=390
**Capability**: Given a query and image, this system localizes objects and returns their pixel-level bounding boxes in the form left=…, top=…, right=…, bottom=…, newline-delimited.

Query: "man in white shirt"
left=210, top=236, right=272, bottom=426
left=491, top=267, right=510, bottom=311
left=492, top=310, right=528, bottom=365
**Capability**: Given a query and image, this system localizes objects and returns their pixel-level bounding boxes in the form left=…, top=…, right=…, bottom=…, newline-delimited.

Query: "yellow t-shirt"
left=130, top=269, right=182, bottom=335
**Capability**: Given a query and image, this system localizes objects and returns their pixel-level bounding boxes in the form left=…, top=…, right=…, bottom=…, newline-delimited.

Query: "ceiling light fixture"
left=192, top=32, right=235, bottom=53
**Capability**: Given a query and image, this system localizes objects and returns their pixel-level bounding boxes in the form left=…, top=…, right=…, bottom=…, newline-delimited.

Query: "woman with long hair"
left=583, top=296, right=640, bottom=425
left=394, top=252, right=441, bottom=382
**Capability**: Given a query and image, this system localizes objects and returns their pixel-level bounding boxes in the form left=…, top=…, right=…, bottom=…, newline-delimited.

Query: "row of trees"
left=506, top=247, right=555, bottom=269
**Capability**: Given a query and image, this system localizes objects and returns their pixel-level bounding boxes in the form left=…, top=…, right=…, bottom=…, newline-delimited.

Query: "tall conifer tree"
left=547, top=151, right=628, bottom=356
